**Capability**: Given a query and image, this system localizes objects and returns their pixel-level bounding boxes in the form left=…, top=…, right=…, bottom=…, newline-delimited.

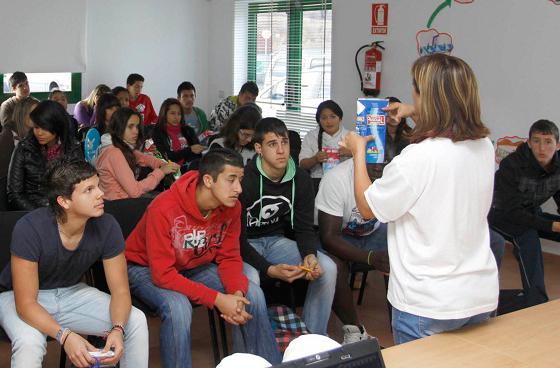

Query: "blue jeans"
left=127, top=263, right=281, bottom=368
left=0, top=283, right=149, bottom=368
left=244, top=235, right=337, bottom=335
left=342, top=223, right=388, bottom=253
left=392, top=307, right=492, bottom=345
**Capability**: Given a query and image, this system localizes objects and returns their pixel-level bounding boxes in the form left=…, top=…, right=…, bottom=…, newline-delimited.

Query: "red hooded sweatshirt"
left=125, top=171, right=248, bottom=308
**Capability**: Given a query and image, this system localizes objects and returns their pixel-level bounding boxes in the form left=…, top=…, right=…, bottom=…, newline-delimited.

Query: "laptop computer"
left=272, top=338, right=386, bottom=368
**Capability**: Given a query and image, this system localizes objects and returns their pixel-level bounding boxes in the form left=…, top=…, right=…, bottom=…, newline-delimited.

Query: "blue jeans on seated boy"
left=127, top=263, right=281, bottom=368
left=0, top=283, right=149, bottom=368
left=243, top=235, right=337, bottom=335
left=392, top=307, right=492, bottom=345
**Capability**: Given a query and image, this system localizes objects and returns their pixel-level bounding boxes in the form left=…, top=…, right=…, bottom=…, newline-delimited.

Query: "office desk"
left=382, top=299, right=560, bottom=368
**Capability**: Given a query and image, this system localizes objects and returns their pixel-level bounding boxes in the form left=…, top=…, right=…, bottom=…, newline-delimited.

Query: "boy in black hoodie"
left=240, top=118, right=337, bottom=335
left=489, top=119, right=560, bottom=306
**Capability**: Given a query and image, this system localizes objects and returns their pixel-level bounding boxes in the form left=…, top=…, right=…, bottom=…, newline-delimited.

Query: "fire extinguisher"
left=355, top=41, right=385, bottom=97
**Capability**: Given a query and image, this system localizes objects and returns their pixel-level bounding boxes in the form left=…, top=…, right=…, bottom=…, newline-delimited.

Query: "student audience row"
left=0, top=53, right=557, bottom=367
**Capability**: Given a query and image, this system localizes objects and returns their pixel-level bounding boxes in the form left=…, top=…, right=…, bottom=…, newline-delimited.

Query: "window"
left=0, top=72, right=82, bottom=104
left=234, top=0, right=332, bottom=137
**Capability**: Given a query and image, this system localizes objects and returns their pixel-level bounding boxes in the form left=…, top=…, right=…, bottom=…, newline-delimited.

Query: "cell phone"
left=89, top=350, right=115, bottom=359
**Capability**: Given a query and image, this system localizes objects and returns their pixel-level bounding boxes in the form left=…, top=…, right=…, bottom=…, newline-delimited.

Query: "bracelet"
left=62, top=331, right=72, bottom=347
left=367, top=250, right=374, bottom=266
left=110, top=324, right=125, bottom=337
left=55, top=327, right=70, bottom=345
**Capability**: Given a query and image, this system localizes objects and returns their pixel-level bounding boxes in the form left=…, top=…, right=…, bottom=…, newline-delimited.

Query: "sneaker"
left=342, top=324, right=372, bottom=344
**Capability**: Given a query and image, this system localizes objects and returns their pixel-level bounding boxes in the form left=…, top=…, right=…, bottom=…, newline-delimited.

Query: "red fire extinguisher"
left=355, top=41, right=384, bottom=97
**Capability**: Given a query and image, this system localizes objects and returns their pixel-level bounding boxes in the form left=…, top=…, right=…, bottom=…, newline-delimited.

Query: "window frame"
left=247, top=0, right=332, bottom=112
left=0, top=73, right=82, bottom=104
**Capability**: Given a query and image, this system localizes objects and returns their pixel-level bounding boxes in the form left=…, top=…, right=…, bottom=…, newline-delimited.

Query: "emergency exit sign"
left=372, top=3, right=388, bottom=35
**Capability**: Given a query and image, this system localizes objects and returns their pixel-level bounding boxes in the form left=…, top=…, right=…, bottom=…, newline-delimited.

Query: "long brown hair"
left=109, top=107, right=143, bottom=172
left=410, top=54, right=489, bottom=143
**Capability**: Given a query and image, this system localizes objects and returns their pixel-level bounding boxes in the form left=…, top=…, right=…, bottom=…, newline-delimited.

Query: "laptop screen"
left=272, top=338, right=386, bottom=368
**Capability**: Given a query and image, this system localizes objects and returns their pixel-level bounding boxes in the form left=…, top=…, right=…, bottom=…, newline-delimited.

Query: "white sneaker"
left=342, top=324, right=372, bottom=345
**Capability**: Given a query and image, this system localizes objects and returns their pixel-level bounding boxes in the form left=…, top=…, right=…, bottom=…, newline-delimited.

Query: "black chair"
left=0, top=176, right=8, bottom=211
left=0, top=211, right=67, bottom=368
left=490, top=225, right=532, bottom=315
left=349, top=263, right=391, bottom=323
left=98, top=197, right=228, bottom=365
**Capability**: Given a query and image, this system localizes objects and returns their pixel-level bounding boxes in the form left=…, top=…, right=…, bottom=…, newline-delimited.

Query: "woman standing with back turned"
left=341, top=53, right=499, bottom=344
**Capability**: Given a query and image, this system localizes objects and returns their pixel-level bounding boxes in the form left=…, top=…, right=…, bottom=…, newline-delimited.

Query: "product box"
left=356, top=98, right=388, bottom=164
left=322, top=147, right=340, bottom=173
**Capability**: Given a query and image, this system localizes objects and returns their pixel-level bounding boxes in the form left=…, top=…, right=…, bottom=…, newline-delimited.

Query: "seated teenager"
left=209, top=81, right=259, bottom=132
left=93, top=93, right=121, bottom=135
left=126, top=148, right=281, bottom=368
left=126, top=74, right=158, bottom=127
left=112, top=86, right=130, bottom=108
left=489, top=119, right=560, bottom=306
left=10, top=96, right=39, bottom=144
left=8, top=101, right=83, bottom=210
left=73, top=84, right=111, bottom=127
left=240, top=118, right=337, bottom=336
left=152, top=98, right=205, bottom=172
left=96, top=108, right=178, bottom=200
left=49, top=89, right=79, bottom=140
left=0, top=72, right=31, bottom=127
left=317, top=160, right=389, bottom=343
left=209, top=103, right=261, bottom=165
left=0, top=158, right=149, bottom=368
left=299, top=100, right=351, bottom=193
left=177, top=81, right=210, bottom=137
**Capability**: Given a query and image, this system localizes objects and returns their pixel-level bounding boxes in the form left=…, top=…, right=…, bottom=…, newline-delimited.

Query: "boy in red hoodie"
left=126, top=148, right=281, bottom=368
left=126, top=73, right=158, bottom=127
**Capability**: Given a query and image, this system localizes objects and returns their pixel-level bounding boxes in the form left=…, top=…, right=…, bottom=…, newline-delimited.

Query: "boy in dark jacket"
left=489, top=119, right=560, bottom=306
left=240, top=117, right=337, bottom=336
left=125, top=148, right=280, bottom=368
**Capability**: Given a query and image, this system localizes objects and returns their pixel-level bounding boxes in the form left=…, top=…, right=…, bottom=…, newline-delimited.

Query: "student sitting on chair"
left=127, top=73, right=158, bottom=127
left=177, top=81, right=210, bottom=138
left=8, top=100, right=83, bottom=210
left=0, top=72, right=32, bottom=127
left=95, top=107, right=179, bottom=200
left=125, top=148, right=281, bottom=368
left=151, top=98, right=205, bottom=172
left=209, top=103, right=262, bottom=165
left=209, top=81, right=259, bottom=132
left=489, top=119, right=560, bottom=306
left=240, top=117, right=337, bottom=336
left=0, top=158, right=149, bottom=368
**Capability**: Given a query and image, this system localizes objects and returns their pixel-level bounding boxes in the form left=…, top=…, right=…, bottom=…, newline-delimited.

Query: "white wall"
left=331, top=0, right=560, bottom=140
left=83, top=0, right=211, bottom=113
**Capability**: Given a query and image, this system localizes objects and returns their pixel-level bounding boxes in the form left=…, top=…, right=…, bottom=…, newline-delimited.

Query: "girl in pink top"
left=96, top=107, right=179, bottom=200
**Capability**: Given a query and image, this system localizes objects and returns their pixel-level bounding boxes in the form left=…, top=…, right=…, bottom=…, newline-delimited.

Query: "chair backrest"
left=0, top=211, right=29, bottom=272
left=0, top=176, right=8, bottom=212
left=83, top=127, right=101, bottom=164
left=88, top=197, right=154, bottom=293
left=103, top=197, right=154, bottom=239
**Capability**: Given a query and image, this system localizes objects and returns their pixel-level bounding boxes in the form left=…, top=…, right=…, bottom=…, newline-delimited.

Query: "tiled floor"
left=1, top=244, right=559, bottom=367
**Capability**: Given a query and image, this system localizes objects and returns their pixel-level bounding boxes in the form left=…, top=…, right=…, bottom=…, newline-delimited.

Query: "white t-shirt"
left=364, top=137, right=499, bottom=320
left=299, top=126, right=349, bottom=178
left=315, top=160, right=379, bottom=236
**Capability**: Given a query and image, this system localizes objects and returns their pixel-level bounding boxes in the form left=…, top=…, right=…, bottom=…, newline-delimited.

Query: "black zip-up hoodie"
left=489, top=142, right=560, bottom=236
left=240, top=155, right=318, bottom=274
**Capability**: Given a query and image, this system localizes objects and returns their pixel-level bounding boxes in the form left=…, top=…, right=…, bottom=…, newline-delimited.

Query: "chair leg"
left=383, top=274, right=392, bottom=325
left=219, top=312, right=229, bottom=357
left=207, top=309, right=221, bottom=366
left=59, top=347, right=67, bottom=368
left=349, top=272, right=357, bottom=290
left=357, top=271, right=368, bottom=305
